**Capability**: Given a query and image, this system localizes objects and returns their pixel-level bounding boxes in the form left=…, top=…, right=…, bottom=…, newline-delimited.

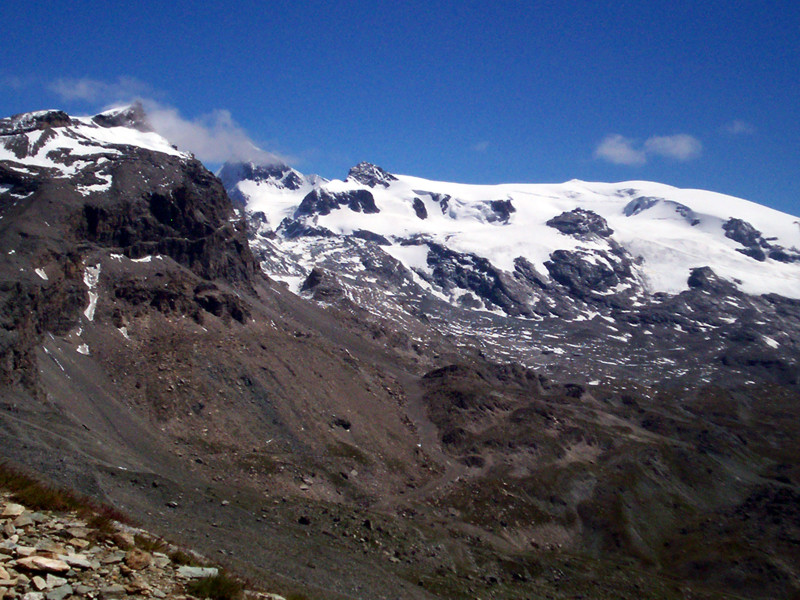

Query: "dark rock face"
left=544, top=244, right=634, bottom=299
left=75, top=157, right=255, bottom=284
left=723, top=217, right=800, bottom=263
left=350, top=230, right=392, bottom=246
left=488, top=199, right=516, bottom=222
left=512, top=257, right=549, bottom=290
left=294, top=189, right=379, bottom=217
left=411, top=197, right=428, bottom=219
left=346, top=162, right=397, bottom=188
left=687, top=266, right=736, bottom=294
left=277, top=218, right=335, bottom=239
left=0, top=119, right=257, bottom=391
left=547, top=208, right=613, bottom=238
left=424, top=243, right=533, bottom=317
left=91, top=103, right=151, bottom=132
left=218, top=161, right=303, bottom=192
left=0, top=110, right=72, bottom=135
left=300, top=267, right=345, bottom=301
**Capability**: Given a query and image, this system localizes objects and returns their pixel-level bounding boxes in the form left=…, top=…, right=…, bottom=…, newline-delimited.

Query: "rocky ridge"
left=0, top=491, right=286, bottom=600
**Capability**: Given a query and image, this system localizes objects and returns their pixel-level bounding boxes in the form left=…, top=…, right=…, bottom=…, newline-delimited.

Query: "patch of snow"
left=76, top=344, right=90, bottom=355
left=34, top=268, right=48, bottom=280
left=83, top=263, right=101, bottom=321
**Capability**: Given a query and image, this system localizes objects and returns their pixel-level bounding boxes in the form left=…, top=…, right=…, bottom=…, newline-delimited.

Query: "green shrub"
left=186, top=573, right=243, bottom=600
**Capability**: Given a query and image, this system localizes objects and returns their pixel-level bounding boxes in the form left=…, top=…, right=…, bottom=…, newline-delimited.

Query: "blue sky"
left=1, top=0, right=798, bottom=216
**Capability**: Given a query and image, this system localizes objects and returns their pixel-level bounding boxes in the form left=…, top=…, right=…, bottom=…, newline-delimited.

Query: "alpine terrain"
left=1, top=106, right=799, bottom=600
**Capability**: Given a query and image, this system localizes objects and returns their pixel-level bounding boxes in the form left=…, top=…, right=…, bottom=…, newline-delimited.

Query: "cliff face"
left=0, top=109, right=256, bottom=390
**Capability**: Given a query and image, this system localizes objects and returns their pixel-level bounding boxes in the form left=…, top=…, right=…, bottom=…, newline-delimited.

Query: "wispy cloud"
left=144, top=102, right=287, bottom=165
left=48, top=76, right=286, bottom=165
left=721, top=119, right=755, bottom=135
left=471, top=140, right=490, bottom=153
left=595, top=133, right=702, bottom=165
left=594, top=134, right=646, bottom=165
left=644, top=134, right=702, bottom=161
left=49, top=76, right=158, bottom=104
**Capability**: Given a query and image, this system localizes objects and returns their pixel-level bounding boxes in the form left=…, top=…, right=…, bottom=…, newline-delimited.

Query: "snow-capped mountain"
left=4, top=107, right=800, bottom=600
left=224, top=160, right=800, bottom=391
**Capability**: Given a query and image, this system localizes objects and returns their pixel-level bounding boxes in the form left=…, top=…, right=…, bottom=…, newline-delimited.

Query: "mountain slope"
left=225, top=160, right=800, bottom=392
left=1, top=109, right=799, bottom=599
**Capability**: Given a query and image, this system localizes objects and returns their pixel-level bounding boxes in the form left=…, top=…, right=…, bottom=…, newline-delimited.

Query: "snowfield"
left=233, top=165, right=800, bottom=299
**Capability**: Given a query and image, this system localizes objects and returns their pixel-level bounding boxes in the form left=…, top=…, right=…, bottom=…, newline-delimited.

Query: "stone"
left=123, top=549, right=151, bottom=571
left=21, top=593, right=44, bottom=600
left=65, top=529, right=88, bottom=540
left=31, top=576, right=47, bottom=591
left=12, top=517, right=33, bottom=529
left=151, top=554, right=170, bottom=569
left=2, top=524, right=14, bottom=538
left=15, top=547, right=36, bottom=557
left=0, top=568, right=8, bottom=580
left=67, top=539, right=89, bottom=549
left=100, top=551, right=126, bottom=564
left=0, top=541, right=16, bottom=556
left=59, top=554, right=92, bottom=570
left=45, top=575, right=66, bottom=589
left=176, top=566, right=218, bottom=579
left=0, top=506, right=24, bottom=519
left=73, top=584, right=93, bottom=596
left=36, top=542, right=64, bottom=555
left=99, top=583, right=126, bottom=598
left=111, top=533, right=134, bottom=550
left=15, top=557, right=70, bottom=573
left=44, top=585, right=72, bottom=600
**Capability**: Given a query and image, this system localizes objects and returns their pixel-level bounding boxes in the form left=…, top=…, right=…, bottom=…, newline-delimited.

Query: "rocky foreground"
left=0, top=491, right=280, bottom=600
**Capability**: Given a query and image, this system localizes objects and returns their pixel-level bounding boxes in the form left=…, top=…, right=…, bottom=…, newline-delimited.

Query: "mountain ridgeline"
left=0, top=108, right=799, bottom=600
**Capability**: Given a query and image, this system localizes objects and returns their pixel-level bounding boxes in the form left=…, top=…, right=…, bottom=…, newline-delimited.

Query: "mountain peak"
left=217, top=160, right=302, bottom=192
left=91, top=102, right=151, bottom=132
left=346, top=162, right=397, bottom=188
left=0, top=109, right=72, bottom=135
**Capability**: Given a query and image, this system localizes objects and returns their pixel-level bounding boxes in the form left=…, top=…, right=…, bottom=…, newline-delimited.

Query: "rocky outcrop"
left=294, top=189, right=379, bottom=217
left=423, top=243, right=534, bottom=317
left=346, top=162, right=397, bottom=188
left=0, top=490, right=280, bottom=600
left=547, top=208, right=613, bottom=238
left=218, top=161, right=304, bottom=193
left=0, top=110, right=258, bottom=392
left=723, top=217, right=800, bottom=263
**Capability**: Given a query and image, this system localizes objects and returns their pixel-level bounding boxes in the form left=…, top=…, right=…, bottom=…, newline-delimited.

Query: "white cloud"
left=471, top=140, right=490, bottom=152
left=143, top=101, right=287, bottom=165
left=644, top=134, right=702, bottom=161
left=595, top=133, right=702, bottom=165
left=49, top=76, right=157, bottom=104
left=48, top=77, right=286, bottom=165
left=594, top=134, right=646, bottom=165
left=722, top=119, right=755, bottom=135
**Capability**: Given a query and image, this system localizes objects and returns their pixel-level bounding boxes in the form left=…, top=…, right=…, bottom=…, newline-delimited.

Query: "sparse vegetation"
left=0, top=461, right=84, bottom=512
left=135, top=533, right=169, bottom=553
left=0, top=461, right=128, bottom=526
left=186, top=572, right=243, bottom=600
left=169, top=548, right=202, bottom=566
